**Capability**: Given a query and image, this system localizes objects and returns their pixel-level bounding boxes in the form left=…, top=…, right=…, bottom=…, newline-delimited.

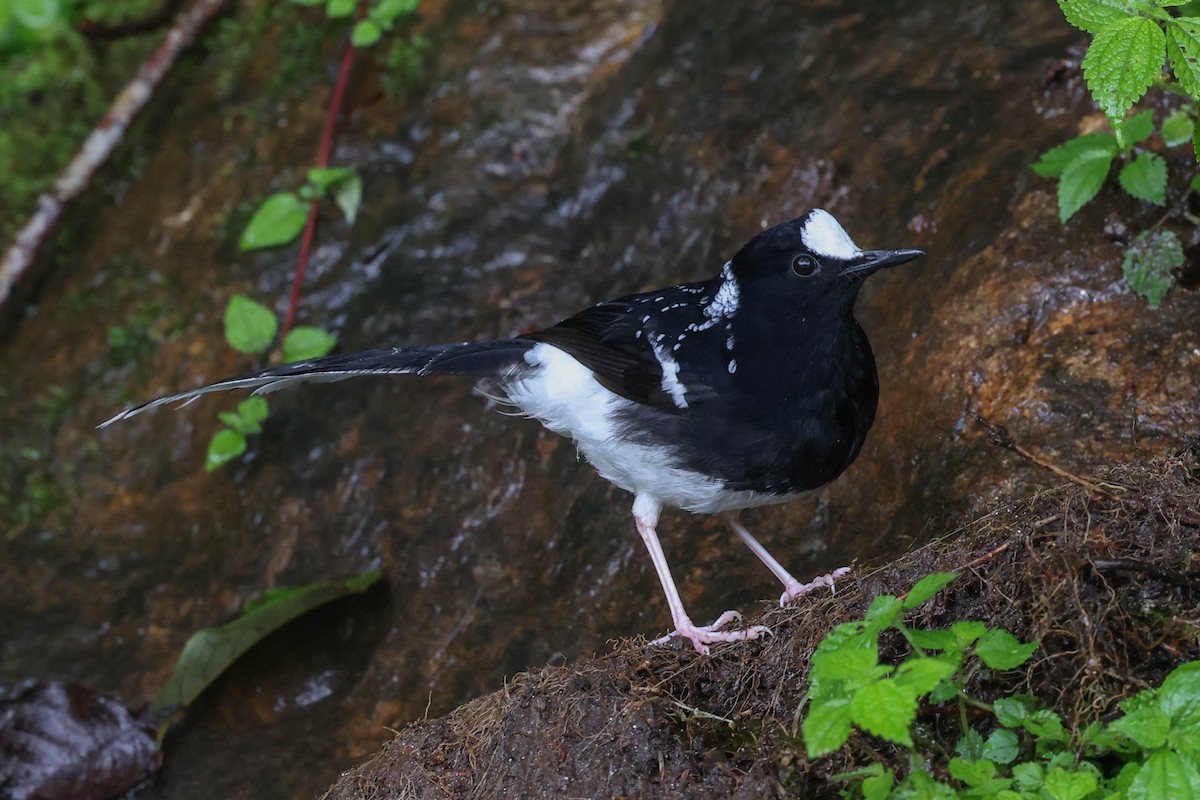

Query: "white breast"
left=501, top=343, right=793, bottom=514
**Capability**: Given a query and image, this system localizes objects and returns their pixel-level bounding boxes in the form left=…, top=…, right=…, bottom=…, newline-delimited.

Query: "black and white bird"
left=103, top=209, right=922, bottom=654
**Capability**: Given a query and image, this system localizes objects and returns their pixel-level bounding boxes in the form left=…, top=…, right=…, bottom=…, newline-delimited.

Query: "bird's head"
left=727, top=209, right=923, bottom=307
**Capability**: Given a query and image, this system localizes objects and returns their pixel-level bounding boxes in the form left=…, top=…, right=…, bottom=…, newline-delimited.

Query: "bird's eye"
left=791, top=254, right=820, bottom=277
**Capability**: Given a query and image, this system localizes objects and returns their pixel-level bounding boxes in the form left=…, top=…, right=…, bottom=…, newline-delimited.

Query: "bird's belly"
left=502, top=343, right=786, bottom=514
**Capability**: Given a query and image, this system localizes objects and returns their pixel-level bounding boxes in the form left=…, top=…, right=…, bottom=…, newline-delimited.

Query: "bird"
left=102, top=209, right=923, bottom=654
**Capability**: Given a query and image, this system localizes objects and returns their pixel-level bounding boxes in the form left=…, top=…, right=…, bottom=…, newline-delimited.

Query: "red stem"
left=282, top=6, right=363, bottom=335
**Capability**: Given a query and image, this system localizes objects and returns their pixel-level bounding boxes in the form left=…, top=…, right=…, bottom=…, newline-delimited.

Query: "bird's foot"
left=780, top=566, right=852, bottom=606
left=651, top=610, right=772, bottom=655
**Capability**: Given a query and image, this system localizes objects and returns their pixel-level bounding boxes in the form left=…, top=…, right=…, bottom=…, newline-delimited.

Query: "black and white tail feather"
left=99, top=340, right=536, bottom=428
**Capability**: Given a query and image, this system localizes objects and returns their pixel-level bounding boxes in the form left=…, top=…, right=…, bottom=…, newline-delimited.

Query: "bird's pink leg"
left=724, top=515, right=851, bottom=605
left=632, top=496, right=770, bottom=655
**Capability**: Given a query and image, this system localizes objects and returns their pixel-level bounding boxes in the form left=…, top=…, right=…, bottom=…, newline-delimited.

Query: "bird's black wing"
left=526, top=281, right=726, bottom=412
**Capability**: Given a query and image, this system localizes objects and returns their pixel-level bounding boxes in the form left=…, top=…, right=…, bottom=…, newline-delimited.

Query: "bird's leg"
left=632, top=495, right=771, bottom=655
left=723, top=514, right=851, bottom=606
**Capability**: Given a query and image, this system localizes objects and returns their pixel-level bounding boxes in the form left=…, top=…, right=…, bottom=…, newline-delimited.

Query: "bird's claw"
left=780, top=565, right=852, bottom=606
left=651, top=610, right=773, bottom=655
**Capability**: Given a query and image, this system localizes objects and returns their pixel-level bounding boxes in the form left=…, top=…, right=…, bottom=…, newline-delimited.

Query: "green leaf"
left=223, top=295, right=278, bottom=354
left=1158, top=661, right=1200, bottom=724
left=1082, top=17, right=1165, bottom=122
left=983, top=728, right=1021, bottom=765
left=1043, top=767, right=1098, bottom=800
left=1057, top=0, right=1142, bottom=34
left=975, top=628, right=1037, bottom=670
left=1123, top=229, right=1182, bottom=307
left=949, top=757, right=997, bottom=788
left=950, top=620, right=989, bottom=647
left=149, top=569, right=384, bottom=719
left=216, top=411, right=261, bottom=435
left=849, top=678, right=917, bottom=747
left=906, top=628, right=959, bottom=653
left=803, top=698, right=854, bottom=758
left=237, top=396, right=269, bottom=425
left=863, top=594, right=903, bottom=632
left=995, top=696, right=1037, bottom=727
left=861, top=769, right=893, bottom=800
left=1169, top=19, right=1200, bottom=101
left=1033, top=132, right=1118, bottom=178
left=238, top=192, right=309, bottom=251
left=374, top=0, right=421, bottom=21
left=1119, top=108, right=1157, bottom=147
left=1191, top=173, right=1200, bottom=194
left=956, top=727, right=985, bottom=759
left=1163, top=109, right=1195, bottom=146
left=306, top=166, right=356, bottom=193
left=902, top=572, right=959, bottom=609
left=205, top=428, right=247, bottom=472
left=1127, top=749, right=1200, bottom=800
left=12, top=0, right=61, bottom=29
left=1057, top=149, right=1115, bottom=221
left=1119, top=151, right=1168, bottom=204
left=1111, top=707, right=1172, bottom=749
left=282, top=326, right=337, bottom=362
left=893, top=657, right=957, bottom=696
left=352, top=19, right=381, bottom=46
left=1013, top=761, right=1045, bottom=791
left=1025, top=709, right=1069, bottom=742
left=928, top=679, right=960, bottom=704
left=326, top=0, right=355, bottom=17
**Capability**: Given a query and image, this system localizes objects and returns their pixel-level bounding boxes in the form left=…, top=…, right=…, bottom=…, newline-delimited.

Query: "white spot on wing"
left=801, top=209, right=860, bottom=259
left=650, top=340, right=689, bottom=409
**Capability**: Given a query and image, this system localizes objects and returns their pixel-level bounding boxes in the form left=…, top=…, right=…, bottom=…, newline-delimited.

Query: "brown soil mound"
left=323, top=444, right=1200, bottom=799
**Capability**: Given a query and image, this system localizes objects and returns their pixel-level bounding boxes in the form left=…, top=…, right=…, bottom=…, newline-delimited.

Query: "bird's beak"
left=842, top=248, right=925, bottom=277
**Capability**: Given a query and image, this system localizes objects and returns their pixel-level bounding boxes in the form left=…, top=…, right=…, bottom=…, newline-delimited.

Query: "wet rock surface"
left=0, top=0, right=1197, bottom=798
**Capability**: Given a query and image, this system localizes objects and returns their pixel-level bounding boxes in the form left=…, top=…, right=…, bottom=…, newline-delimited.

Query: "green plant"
left=1035, top=0, right=1200, bottom=306
left=290, top=0, right=421, bottom=48
left=238, top=167, right=361, bottom=251
left=802, top=574, right=1200, bottom=799
left=206, top=295, right=337, bottom=471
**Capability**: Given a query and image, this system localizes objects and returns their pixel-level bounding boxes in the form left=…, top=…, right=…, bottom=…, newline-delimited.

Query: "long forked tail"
left=99, top=339, right=536, bottom=428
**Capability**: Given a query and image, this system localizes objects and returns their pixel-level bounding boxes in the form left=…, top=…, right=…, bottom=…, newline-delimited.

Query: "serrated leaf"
left=1083, top=17, right=1165, bottom=122
left=902, top=572, right=959, bottom=609
left=1169, top=19, right=1200, bottom=101
left=149, top=570, right=383, bottom=717
left=282, top=326, right=337, bottom=362
left=983, top=728, right=1021, bottom=765
left=1163, top=109, right=1195, bottom=146
left=1033, top=131, right=1118, bottom=177
left=955, top=727, right=985, bottom=759
left=861, top=770, right=893, bottom=800
left=1013, top=761, right=1045, bottom=791
left=1119, top=151, right=1168, bottom=204
left=995, top=696, right=1037, bottom=727
left=1057, top=0, right=1142, bottom=34
left=893, top=657, right=957, bottom=697
left=1111, top=707, right=1172, bottom=749
left=223, top=295, right=278, bottom=354
left=205, top=428, right=247, bottom=472
left=1025, top=709, right=1069, bottom=742
left=975, top=628, right=1037, bottom=669
left=1058, top=149, right=1115, bottom=221
left=949, top=757, right=997, bottom=788
left=1123, top=229, right=1182, bottom=307
left=863, top=594, right=903, bottom=632
left=238, top=192, right=309, bottom=251
left=810, top=645, right=880, bottom=691
left=803, top=698, right=854, bottom=757
left=1127, top=749, right=1200, bottom=800
left=1043, top=767, right=1098, bottom=800
left=849, top=679, right=916, bottom=747
left=928, top=679, right=959, bottom=704
left=1159, top=661, right=1200, bottom=729
left=1119, top=108, right=1156, bottom=147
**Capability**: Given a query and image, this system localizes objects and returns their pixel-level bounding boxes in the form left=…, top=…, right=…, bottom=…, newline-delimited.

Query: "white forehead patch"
left=800, top=209, right=860, bottom=259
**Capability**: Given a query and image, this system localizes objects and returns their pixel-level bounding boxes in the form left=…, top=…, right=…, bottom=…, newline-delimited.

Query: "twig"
left=0, top=0, right=229, bottom=313
left=970, top=413, right=1128, bottom=498
left=971, top=412, right=1200, bottom=529
left=281, top=1, right=365, bottom=335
